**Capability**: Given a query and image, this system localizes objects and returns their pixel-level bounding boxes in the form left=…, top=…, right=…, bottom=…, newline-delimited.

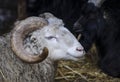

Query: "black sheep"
left=73, top=0, right=120, bottom=77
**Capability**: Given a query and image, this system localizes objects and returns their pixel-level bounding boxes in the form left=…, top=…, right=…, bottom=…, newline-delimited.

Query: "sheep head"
left=11, top=13, right=85, bottom=64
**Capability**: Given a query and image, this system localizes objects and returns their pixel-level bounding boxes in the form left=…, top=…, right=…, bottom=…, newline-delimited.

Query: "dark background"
left=0, top=0, right=120, bottom=34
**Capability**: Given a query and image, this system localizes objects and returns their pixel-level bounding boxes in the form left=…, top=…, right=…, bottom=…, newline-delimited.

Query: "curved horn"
left=11, top=17, right=49, bottom=63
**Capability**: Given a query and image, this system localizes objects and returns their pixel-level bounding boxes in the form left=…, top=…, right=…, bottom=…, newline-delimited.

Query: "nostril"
left=76, top=47, right=83, bottom=51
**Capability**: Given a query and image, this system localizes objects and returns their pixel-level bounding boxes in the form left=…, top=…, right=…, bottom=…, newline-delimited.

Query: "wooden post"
left=18, top=0, right=27, bottom=20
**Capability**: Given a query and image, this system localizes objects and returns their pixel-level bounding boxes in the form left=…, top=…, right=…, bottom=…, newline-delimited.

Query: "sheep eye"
left=45, top=36, right=57, bottom=40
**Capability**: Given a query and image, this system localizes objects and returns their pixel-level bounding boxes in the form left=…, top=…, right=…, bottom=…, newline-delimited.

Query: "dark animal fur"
left=73, top=0, right=120, bottom=77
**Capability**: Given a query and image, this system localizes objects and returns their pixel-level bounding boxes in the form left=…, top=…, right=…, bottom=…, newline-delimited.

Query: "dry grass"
left=55, top=45, right=120, bottom=82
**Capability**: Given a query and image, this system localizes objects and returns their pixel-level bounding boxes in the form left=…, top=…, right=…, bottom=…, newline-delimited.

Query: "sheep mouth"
left=66, top=52, right=85, bottom=60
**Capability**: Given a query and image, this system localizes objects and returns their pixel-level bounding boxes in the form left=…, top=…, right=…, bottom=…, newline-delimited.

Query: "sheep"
left=11, top=13, right=85, bottom=63
left=73, top=0, right=120, bottom=77
left=0, top=13, right=85, bottom=82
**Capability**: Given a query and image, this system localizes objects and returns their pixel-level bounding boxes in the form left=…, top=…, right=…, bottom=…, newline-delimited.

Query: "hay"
left=55, top=45, right=120, bottom=82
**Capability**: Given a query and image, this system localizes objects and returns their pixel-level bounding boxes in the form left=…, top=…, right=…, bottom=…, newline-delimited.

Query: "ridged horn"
left=11, top=17, right=49, bottom=63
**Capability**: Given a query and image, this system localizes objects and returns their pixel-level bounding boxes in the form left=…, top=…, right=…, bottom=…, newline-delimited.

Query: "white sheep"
left=11, top=13, right=85, bottom=63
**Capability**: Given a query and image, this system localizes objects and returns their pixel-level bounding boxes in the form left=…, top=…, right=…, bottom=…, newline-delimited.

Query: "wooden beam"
left=18, top=0, right=27, bottom=20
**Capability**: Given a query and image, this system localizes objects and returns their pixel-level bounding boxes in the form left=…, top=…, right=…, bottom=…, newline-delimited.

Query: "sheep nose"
left=76, top=47, right=84, bottom=52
